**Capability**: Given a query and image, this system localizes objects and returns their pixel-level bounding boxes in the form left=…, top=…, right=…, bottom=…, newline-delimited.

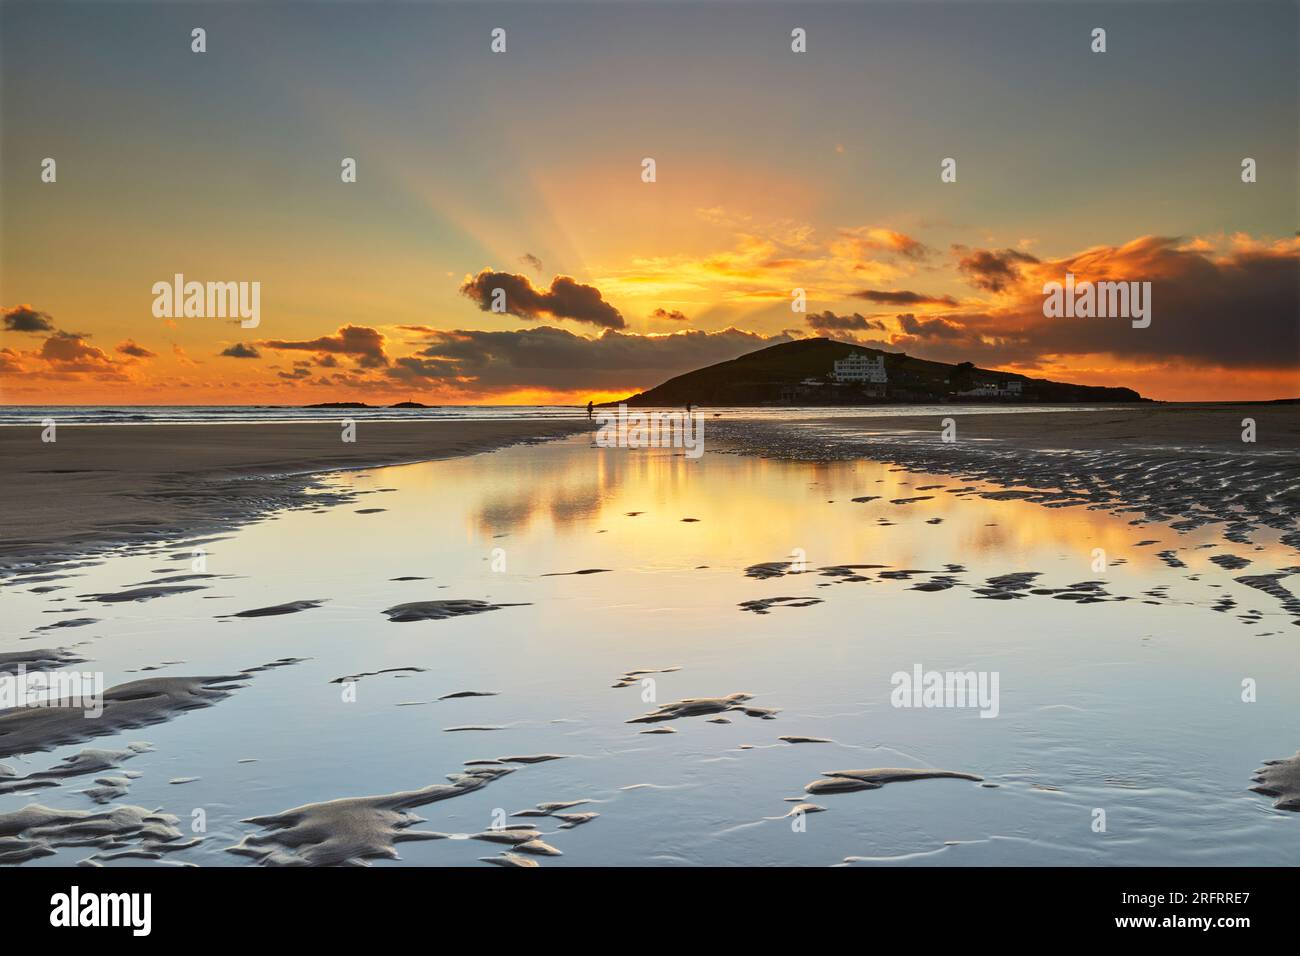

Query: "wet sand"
left=7, top=405, right=1293, bottom=573
left=728, top=403, right=1294, bottom=455
left=837, top=403, right=1294, bottom=450
left=4, top=419, right=1300, bottom=865
left=781, top=403, right=1299, bottom=452
left=707, top=404, right=1300, bottom=471
left=0, top=419, right=588, bottom=569
left=711, top=403, right=1300, bottom=551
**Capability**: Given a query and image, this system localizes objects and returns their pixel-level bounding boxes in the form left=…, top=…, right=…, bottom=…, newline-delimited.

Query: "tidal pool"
left=4, top=434, right=1298, bottom=866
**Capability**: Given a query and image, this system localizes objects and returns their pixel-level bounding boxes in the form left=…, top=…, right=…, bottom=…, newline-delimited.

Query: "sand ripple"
left=382, top=599, right=530, bottom=622
left=805, top=768, right=983, bottom=795
left=0, top=674, right=248, bottom=759
left=228, top=764, right=515, bottom=866
left=0, top=804, right=191, bottom=865
left=1251, top=751, right=1300, bottom=811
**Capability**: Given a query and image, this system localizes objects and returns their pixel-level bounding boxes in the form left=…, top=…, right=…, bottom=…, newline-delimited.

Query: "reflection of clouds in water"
left=548, top=487, right=604, bottom=527
left=458, top=435, right=1260, bottom=566
left=474, top=496, right=539, bottom=536
left=470, top=478, right=608, bottom=537
left=449, top=436, right=1299, bottom=639
left=9, top=432, right=1300, bottom=867
left=467, top=442, right=669, bottom=536
left=465, top=445, right=609, bottom=536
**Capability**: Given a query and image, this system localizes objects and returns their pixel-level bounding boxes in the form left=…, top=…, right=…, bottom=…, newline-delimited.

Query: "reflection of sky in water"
left=6, top=435, right=1299, bottom=866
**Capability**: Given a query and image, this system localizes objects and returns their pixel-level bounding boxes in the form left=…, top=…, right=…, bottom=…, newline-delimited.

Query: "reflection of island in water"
left=443, top=434, right=1300, bottom=612
left=5, top=427, right=1300, bottom=866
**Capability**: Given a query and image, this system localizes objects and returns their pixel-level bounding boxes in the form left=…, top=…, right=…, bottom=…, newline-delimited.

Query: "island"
left=605, top=338, right=1144, bottom=407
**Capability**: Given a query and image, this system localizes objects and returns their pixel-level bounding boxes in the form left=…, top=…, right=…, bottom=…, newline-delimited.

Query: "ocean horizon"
left=0, top=403, right=1125, bottom=426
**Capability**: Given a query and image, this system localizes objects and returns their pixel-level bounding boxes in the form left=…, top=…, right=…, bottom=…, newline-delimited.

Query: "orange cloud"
left=258, top=325, right=389, bottom=368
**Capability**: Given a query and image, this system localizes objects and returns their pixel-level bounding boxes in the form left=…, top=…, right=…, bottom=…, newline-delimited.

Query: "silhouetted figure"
left=587, top=400, right=594, bottom=421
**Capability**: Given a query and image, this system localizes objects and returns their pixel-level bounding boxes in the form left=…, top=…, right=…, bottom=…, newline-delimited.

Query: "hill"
left=606, top=338, right=1144, bottom=407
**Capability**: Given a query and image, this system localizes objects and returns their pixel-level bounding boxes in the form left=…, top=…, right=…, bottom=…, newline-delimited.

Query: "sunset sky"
left=1, top=0, right=1296, bottom=404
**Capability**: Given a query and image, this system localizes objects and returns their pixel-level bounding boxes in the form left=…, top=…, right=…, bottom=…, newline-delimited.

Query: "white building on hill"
left=958, top=379, right=1025, bottom=398
left=832, top=353, right=888, bottom=384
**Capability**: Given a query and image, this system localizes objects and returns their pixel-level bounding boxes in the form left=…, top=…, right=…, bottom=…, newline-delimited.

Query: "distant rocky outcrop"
left=606, top=338, right=1144, bottom=407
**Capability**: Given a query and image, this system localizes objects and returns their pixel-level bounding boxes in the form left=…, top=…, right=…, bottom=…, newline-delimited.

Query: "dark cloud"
left=851, top=289, right=959, bottom=306
left=3, top=305, right=55, bottom=332
left=258, top=325, right=388, bottom=367
left=1019, top=237, right=1300, bottom=368
left=519, top=253, right=544, bottom=273
left=651, top=308, right=689, bottom=322
left=852, top=337, right=1025, bottom=367
left=390, top=356, right=464, bottom=381
left=895, top=313, right=964, bottom=339
left=387, top=325, right=789, bottom=391
left=955, top=247, right=1040, bottom=293
left=116, top=340, right=156, bottom=358
left=807, top=311, right=887, bottom=332
left=459, top=270, right=625, bottom=329
left=856, top=238, right=1300, bottom=373
left=220, top=343, right=261, bottom=359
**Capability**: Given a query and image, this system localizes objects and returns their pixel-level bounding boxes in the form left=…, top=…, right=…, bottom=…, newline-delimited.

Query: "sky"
left=1, top=0, right=1297, bottom=405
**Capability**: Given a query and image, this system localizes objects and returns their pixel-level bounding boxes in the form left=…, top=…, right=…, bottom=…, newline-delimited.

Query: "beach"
left=4, top=0, right=1298, bottom=891
left=713, top=403, right=1300, bottom=552
left=0, top=418, right=588, bottom=568
left=767, top=402, right=1300, bottom=451
left=3, top=403, right=1299, bottom=866
left=4, top=404, right=1295, bottom=571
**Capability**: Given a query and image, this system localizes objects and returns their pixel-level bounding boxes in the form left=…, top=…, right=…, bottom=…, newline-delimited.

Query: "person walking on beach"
left=587, top=400, right=594, bottom=421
